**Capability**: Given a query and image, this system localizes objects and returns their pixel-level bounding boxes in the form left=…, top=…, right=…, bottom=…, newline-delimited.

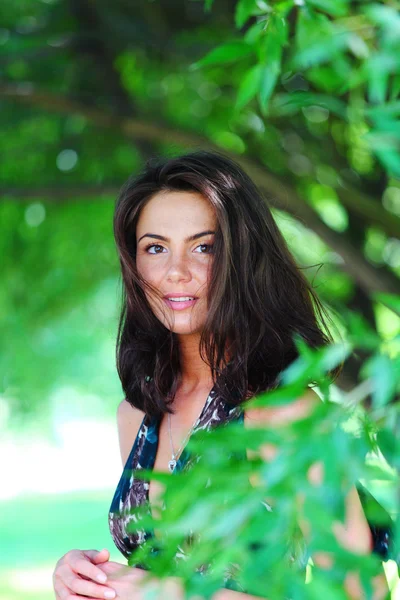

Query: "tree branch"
left=2, top=84, right=399, bottom=299
left=337, top=185, right=400, bottom=239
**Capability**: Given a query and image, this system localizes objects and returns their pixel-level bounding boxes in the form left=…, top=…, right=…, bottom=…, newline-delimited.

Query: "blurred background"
left=1, top=0, right=399, bottom=598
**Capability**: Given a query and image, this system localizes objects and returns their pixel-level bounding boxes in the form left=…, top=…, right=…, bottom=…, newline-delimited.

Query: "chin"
left=163, top=322, right=204, bottom=336
left=155, top=314, right=205, bottom=336
left=171, top=327, right=203, bottom=336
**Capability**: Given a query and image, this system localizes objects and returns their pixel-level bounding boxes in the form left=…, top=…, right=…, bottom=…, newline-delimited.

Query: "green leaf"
left=243, top=19, right=267, bottom=45
left=293, top=10, right=350, bottom=69
left=364, top=4, right=400, bottom=35
left=362, top=353, right=398, bottom=409
left=258, top=12, right=288, bottom=63
left=190, top=40, right=254, bottom=69
left=367, top=101, right=400, bottom=119
left=235, top=64, right=262, bottom=111
left=373, top=292, right=400, bottom=316
left=307, top=574, right=349, bottom=599
left=342, top=310, right=380, bottom=350
left=307, top=0, right=350, bottom=18
left=259, top=61, right=280, bottom=113
left=373, top=147, right=400, bottom=178
left=377, top=428, right=398, bottom=467
left=270, top=91, right=347, bottom=119
left=256, top=13, right=288, bottom=112
left=235, top=0, right=259, bottom=29
left=365, top=52, right=397, bottom=105
left=390, top=73, right=400, bottom=101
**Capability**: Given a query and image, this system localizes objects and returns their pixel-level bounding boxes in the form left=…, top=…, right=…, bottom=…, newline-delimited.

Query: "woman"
left=53, top=150, right=393, bottom=600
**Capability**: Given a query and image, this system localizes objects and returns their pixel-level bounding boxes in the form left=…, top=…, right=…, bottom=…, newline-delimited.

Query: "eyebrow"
left=137, top=230, right=216, bottom=243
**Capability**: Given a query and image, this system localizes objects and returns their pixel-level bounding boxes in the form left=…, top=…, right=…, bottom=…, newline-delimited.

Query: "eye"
left=194, top=243, right=214, bottom=254
left=145, top=244, right=166, bottom=254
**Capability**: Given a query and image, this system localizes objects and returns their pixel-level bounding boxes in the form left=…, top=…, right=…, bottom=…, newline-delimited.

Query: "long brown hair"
left=113, top=150, right=339, bottom=418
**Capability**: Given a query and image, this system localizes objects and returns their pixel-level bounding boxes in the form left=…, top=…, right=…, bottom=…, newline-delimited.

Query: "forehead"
left=136, top=191, right=216, bottom=233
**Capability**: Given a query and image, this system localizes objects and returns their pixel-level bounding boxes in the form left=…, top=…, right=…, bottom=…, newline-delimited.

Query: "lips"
left=163, top=295, right=198, bottom=310
left=163, top=293, right=197, bottom=297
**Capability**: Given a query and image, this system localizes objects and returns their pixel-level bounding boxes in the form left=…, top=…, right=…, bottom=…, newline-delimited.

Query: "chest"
left=148, top=409, right=264, bottom=524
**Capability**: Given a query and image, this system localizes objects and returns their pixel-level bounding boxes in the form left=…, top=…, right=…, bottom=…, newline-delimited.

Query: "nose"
left=166, top=252, right=192, bottom=284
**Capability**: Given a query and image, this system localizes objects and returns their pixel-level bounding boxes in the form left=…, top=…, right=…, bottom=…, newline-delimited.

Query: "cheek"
left=200, top=263, right=213, bottom=291
left=194, top=259, right=212, bottom=280
left=136, top=257, right=159, bottom=283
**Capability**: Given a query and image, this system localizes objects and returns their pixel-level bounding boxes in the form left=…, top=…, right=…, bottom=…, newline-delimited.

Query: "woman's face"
left=135, top=190, right=217, bottom=336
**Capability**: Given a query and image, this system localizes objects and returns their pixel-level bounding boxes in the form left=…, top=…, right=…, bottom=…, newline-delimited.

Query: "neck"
left=176, top=332, right=214, bottom=393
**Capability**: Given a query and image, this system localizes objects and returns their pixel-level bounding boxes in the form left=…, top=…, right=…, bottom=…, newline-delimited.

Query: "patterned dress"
left=108, top=386, right=249, bottom=582
left=108, top=385, right=397, bottom=589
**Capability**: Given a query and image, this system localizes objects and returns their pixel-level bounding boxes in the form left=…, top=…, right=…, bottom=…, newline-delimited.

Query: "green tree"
left=0, top=0, right=399, bottom=597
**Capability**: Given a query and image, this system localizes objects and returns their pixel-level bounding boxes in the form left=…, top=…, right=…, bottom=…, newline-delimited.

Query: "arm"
left=117, top=398, right=145, bottom=465
left=244, top=388, right=391, bottom=600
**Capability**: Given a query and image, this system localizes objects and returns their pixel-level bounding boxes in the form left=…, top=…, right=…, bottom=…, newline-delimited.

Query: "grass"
left=1, top=489, right=398, bottom=599
left=0, top=488, right=122, bottom=600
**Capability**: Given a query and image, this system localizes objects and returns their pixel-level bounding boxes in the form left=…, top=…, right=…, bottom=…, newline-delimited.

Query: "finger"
left=56, top=581, right=104, bottom=600
left=53, top=577, right=69, bottom=600
left=344, top=570, right=363, bottom=599
left=91, top=549, right=111, bottom=564
left=67, top=572, right=116, bottom=599
left=54, top=578, right=90, bottom=600
left=82, top=549, right=110, bottom=564
left=70, top=557, right=110, bottom=584
left=307, top=460, right=324, bottom=486
left=312, top=551, right=334, bottom=570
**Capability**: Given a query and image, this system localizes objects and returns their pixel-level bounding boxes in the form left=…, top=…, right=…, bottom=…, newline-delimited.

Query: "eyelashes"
left=144, top=243, right=214, bottom=255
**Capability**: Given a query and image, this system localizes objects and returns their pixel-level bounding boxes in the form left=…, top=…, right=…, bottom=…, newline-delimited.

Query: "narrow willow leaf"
left=364, top=48, right=399, bottom=106
left=270, top=91, right=347, bottom=119
left=342, top=310, right=380, bottom=350
left=390, top=73, right=400, bottom=101
left=256, top=13, right=287, bottom=112
left=293, top=10, right=350, bottom=69
left=235, top=0, right=259, bottom=29
left=235, top=64, right=262, bottom=111
left=368, top=70, right=389, bottom=106
left=373, top=147, right=400, bottom=178
left=259, top=13, right=288, bottom=63
left=347, top=32, right=370, bottom=59
left=307, top=0, right=350, bottom=18
left=295, top=9, right=330, bottom=55
left=293, top=30, right=350, bottom=69
left=373, top=292, right=400, bottom=316
left=306, top=575, right=350, bottom=599
left=363, top=354, right=398, bottom=409
left=367, top=101, right=400, bottom=119
left=259, top=62, right=280, bottom=113
left=364, top=4, right=400, bottom=34
left=243, top=20, right=267, bottom=45
left=374, top=429, right=397, bottom=468
left=191, top=40, right=254, bottom=69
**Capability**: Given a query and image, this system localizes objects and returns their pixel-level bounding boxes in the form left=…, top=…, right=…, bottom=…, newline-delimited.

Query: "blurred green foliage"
left=129, top=328, right=399, bottom=598
left=1, top=0, right=400, bottom=417
left=0, top=0, right=399, bottom=597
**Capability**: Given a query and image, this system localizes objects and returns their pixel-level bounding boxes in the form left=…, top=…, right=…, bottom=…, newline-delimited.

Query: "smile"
left=163, top=297, right=198, bottom=310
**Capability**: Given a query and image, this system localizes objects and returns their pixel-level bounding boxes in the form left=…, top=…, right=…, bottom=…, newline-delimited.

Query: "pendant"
left=168, top=459, right=177, bottom=472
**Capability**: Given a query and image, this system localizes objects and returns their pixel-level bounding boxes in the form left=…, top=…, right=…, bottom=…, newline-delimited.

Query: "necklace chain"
left=167, top=413, right=195, bottom=460
left=167, top=401, right=207, bottom=472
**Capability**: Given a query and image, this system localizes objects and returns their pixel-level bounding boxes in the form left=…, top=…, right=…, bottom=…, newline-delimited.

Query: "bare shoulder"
left=245, top=387, right=321, bottom=428
left=245, top=387, right=322, bottom=468
left=117, top=399, right=146, bottom=467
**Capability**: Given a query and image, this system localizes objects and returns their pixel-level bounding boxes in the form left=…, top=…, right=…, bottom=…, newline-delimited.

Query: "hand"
left=52, top=548, right=117, bottom=599
left=97, top=561, right=184, bottom=600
